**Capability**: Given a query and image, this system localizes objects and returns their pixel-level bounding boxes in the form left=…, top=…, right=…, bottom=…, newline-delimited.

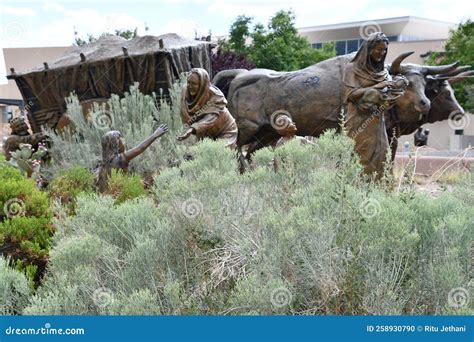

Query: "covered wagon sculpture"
left=7, top=33, right=214, bottom=132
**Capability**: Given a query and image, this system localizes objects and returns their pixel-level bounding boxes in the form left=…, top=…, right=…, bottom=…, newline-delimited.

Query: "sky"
left=0, top=0, right=473, bottom=83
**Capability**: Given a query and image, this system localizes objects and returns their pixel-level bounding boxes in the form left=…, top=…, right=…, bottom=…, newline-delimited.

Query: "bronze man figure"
left=3, top=117, right=48, bottom=161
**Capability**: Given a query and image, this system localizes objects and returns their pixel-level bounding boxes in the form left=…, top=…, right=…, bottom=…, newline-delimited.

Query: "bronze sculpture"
left=95, top=124, right=168, bottom=192
left=3, top=117, right=48, bottom=161
left=414, top=127, right=429, bottom=147
left=342, top=32, right=407, bottom=177
left=178, top=68, right=238, bottom=148
left=272, top=115, right=314, bottom=148
left=212, top=47, right=468, bottom=159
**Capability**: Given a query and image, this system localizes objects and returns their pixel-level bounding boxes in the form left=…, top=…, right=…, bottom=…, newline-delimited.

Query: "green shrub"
left=0, top=165, right=24, bottom=182
left=26, top=195, right=191, bottom=315
left=25, top=134, right=473, bottom=315
left=105, top=170, right=146, bottom=204
left=0, top=216, right=53, bottom=285
left=49, top=166, right=94, bottom=211
left=0, top=164, right=53, bottom=285
left=0, top=166, right=50, bottom=220
left=0, top=217, right=52, bottom=254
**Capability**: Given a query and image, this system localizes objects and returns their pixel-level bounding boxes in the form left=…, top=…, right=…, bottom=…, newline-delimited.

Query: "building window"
left=387, top=35, right=398, bottom=42
left=399, top=35, right=419, bottom=41
left=335, top=41, right=346, bottom=56
left=1, top=106, right=8, bottom=125
left=311, top=43, right=323, bottom=49
left=347, top=39, right=359, bottom=53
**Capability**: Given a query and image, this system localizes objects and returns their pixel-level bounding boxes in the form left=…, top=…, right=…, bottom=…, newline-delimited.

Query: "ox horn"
left=438, top=65, right=472, bottom=78
left=437, top=70, right=474, bottom=84
left=422, top=61, right=460, bottom=75
left=390, top=51, right=414, bottom=74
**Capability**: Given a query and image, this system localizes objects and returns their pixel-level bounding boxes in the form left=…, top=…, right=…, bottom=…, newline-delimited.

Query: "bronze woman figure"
left=178, top=68, right=238, bottom=148
left=343, top=32, right=407, bottom=177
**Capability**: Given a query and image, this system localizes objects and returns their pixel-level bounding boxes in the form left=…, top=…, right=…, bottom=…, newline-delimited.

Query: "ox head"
left=390, top=51, right=431, bottom=122
left=390, top=54, right=472, bottom=125
left=423, top=67, right=473, bottom=123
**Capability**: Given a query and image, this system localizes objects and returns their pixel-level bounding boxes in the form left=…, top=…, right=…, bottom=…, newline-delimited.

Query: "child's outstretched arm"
left=123, top=124, right=169, bottom=162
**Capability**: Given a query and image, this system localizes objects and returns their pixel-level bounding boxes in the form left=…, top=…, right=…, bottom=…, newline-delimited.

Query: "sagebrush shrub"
left=45, top=80, right=189, bottom=179
left=0, top=257, right=32, bottom=315
left=24, top=133, right=473, bottom=315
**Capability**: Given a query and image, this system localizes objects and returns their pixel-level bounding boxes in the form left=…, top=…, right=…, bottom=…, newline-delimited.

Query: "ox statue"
left=213, top=54, right=471, bottom=159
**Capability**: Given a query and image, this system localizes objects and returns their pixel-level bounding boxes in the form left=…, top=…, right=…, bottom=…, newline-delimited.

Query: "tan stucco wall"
left=399, top=113, right=474, bottom=151
left=1, top=46, right=70, bottom=99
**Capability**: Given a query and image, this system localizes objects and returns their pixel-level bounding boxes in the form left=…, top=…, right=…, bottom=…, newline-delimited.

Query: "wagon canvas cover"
left=7, top=33, right=213, bottom=132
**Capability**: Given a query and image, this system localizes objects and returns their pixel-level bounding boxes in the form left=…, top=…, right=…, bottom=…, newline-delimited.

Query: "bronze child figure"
left=95, top=124, right=168, bottom=192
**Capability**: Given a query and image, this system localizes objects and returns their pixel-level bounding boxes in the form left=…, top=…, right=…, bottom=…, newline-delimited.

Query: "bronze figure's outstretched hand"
left=153, top=124, right=169, bottom=138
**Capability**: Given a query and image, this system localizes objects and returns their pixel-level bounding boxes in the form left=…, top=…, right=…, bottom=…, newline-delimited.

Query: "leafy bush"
left=0, top=164, right=53, bottom=285
left=0, top=165, right=50, bottom=220
left=49, top=166, right=94, bottom=212
left=0, top=165, right=24, bottom=182
left=25, top=195, right=192, bottom=315
left=0, top=257, right=32, bottom=315
left=25, top=133, right=473, bottom=315
left=105, top=169, right=146, bottom=204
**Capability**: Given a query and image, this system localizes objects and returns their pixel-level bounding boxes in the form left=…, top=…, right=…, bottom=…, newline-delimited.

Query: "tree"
left=220, top=10, right=335, bottom=71
left=219, top=15, right=253, bottom=57
left=426, top=20, right=474, bottom=111
left=74, top=28, right=138, bottom=46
